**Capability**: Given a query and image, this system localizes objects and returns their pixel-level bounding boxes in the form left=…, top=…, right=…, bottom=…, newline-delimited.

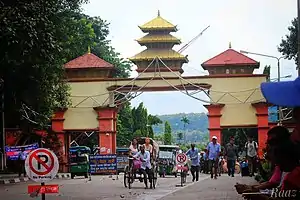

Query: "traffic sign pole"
left=41, top=182, right=45, bottom=200
left=175, top=153, right=187, bottom=187
left=25, top=148, right=59, bottom=199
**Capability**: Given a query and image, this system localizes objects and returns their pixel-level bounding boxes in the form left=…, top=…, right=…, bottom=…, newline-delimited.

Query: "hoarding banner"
left=89, top=154, right=117, bottom=175
left=5, top=143, right=39, bottom=160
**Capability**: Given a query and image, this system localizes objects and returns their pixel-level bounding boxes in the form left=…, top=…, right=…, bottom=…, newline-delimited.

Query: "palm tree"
left=181, top=116, right=190, bottom=143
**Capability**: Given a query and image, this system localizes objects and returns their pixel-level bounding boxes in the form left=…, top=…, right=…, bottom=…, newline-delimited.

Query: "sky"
left=82, top=0, right=298, bottom=115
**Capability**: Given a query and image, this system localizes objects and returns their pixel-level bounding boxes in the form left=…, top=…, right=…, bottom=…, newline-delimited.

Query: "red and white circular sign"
left=25, top=148, right=59, bottom=182
left=176, top=153, right=187, bottom=164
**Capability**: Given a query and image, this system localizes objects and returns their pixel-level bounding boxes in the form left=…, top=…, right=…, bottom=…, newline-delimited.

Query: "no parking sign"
left=25, top=148, right=59, bottom=183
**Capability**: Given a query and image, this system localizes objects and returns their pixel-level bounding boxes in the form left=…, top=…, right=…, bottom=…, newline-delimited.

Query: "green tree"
left=278, top=18, right=298, bottom=66
left=263, top=65, right=271, bottom=82
left=177, top=132, right=184, bottom=143
left=163, top=121, right=172, bottom=145
left=132, top=103, right=148, bottom=136
left=147, top=114, right=163, bottom=138
left=181, top=116, right=190, bottom=142
left=0, top=0, right=91, bottom=144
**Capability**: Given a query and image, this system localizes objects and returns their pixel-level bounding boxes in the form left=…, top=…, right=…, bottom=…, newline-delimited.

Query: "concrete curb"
left=0, top=173, right=71, bottom=185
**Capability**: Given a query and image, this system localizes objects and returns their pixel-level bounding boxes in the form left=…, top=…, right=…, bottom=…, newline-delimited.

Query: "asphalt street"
left=0, top=174, right=210, bottom=200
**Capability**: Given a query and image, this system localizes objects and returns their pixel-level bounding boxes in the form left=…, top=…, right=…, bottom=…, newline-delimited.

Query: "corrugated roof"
left=137, top=34, right=181, bottom=44
left=139, top=12, right=177, bottom=32
left=201, top=49, right=259, bottom=68
left=129, top=49, right=188, bottom=62
left=64, top=53, right=114, bottom=69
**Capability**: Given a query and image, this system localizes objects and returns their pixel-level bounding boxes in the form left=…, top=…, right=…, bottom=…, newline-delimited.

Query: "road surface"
left=0, top=174, right=209, bottom=200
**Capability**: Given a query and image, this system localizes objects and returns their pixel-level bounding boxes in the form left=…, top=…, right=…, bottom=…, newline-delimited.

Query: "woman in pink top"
left=129, top=138, right=139, bottom=156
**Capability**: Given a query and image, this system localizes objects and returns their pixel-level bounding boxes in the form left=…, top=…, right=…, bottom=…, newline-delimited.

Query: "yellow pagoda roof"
left=136, top=34, right=181, bottom=44
left=139, top=11, right=177, bottom=32
left=129, top=49, right=188, bottom=62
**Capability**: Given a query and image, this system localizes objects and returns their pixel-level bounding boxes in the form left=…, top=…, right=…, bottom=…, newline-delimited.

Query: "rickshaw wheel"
left=124, top=166, right=128, bottom=188
left=152, top=166, right=158, bottom=189
left=128, top=171, right=132, bottom=189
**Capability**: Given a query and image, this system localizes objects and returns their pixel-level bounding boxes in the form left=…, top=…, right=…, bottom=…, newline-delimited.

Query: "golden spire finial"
left=87, top=46, right=91, bottom=54
left=229, top=42, right=232, bottom=49
left=158, top=10, right=160, bottom=17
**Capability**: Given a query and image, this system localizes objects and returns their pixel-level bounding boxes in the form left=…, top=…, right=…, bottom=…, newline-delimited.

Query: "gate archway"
left=51, top=12, right=268, bottom=172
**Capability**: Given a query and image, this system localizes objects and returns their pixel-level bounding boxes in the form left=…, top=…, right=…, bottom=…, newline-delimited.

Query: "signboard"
left=5, top=143, right=39, bottom=160
left=28, top=184, right=59, bottom=194
left=89, top=154, right=117, bottom=175
left=117, top=156, right=129, bottom=171
left=25, top=148, right=59, bottom=182
left=176, top=153, right=187, bottom=165
left=268, top=106, right=279, bottom=122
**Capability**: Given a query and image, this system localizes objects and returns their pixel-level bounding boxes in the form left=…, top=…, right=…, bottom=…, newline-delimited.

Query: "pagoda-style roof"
left=136, top=34, right=181, bottom=44
left=201, top=48, right=259, bottom=69
left=139, top=11, right=177, bottom=33
left=64, top=53, right=114, bottom=70
left=129, top=49, right=188, bottom=62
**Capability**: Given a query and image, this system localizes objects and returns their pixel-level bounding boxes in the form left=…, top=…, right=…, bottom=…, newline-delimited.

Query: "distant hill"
left=153, top=113, right=209, bottom=143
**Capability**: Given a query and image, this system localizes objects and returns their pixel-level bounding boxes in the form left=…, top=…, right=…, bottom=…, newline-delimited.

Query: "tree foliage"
left=263, top=65, right=271, bottom=82
left=1, top=0, right=133, bottom=146
left=116, top=102, right=163, bottom=146
left=163, top=121, right=172, bottom=145
left=278, top=18, right=298, bottom=66
left=0, top=0, right=90, bottom=134
left=181, top=116, right=190, bottom=128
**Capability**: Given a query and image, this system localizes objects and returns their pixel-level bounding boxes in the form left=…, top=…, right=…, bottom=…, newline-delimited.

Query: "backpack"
left=245, top=141, right=258, bottom=154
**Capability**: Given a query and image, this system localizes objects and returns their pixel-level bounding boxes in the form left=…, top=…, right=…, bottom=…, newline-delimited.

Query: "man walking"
left=207, top=136, right=221, bottom=179
left=245, top=135, right=258, bottom=177
left=186, top=143, right=200, bottom=182
left=224, top=136, right=238, bottom=177
left=133, top=145, right=153, bottom=189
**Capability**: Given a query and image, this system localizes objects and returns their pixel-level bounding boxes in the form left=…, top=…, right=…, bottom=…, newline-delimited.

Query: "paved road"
left=160, top=175, right=256, bottom=200
left=0, top=174, right=209, bottom=200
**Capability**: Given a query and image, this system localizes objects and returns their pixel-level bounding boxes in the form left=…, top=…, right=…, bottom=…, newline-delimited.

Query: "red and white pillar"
left=204, top=104, right=225, bottom=145
left=93, top=106, right=117, bottom=154
left=252, top=102, right=269, bottom=158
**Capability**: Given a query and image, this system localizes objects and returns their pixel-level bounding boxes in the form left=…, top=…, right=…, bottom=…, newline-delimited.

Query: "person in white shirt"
left=18, top=147, right=28, bottom=177
left=245, top=135, right=258, bottom=177
left=129, top=138, right=139, bottom=156
left=133, top=145, right=153, bottom=189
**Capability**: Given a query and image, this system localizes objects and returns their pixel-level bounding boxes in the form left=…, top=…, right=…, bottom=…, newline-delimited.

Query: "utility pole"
left=0, top=79, right=5, bottom=170
left=298, top=0, right=300, bottom=76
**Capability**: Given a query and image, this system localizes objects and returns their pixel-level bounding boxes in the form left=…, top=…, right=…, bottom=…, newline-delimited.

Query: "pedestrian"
left=18, top=147, right=27, bottom=177
left=186, top=143, right=200, bottom=182
left=235, top=126, right=290, bottom=194
left=133, top=145, right=153, bottom=189
left=207, top=136, right=221, bottom=179
left=242, top=139, right=300, bottom=200
left=203, top=149, right=209, bottom=173
left=244, top=135, right=258, bottom=177
left=224, top=136, right=238, bottom=177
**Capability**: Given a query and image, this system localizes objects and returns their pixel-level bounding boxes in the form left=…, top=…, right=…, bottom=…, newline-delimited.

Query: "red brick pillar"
left=93, top=106, right=117, bottom=154
left=52, top=108, right=67, bottom=172
left=252, top=102, right=269, bottom=158
left=204, top=104, right=225, bottom=144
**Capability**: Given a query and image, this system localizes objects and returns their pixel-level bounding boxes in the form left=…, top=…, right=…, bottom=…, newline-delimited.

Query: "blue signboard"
left=268, top=106, right=279, bottom=122
left=89, top=154, right=117, bottom=175
left=117, top=156, right=129, bottom=170
left=5, top=143, right=39, bottom=160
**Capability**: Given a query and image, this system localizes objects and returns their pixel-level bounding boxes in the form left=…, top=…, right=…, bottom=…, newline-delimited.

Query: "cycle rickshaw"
left=123, top=137, right=159, bottom=189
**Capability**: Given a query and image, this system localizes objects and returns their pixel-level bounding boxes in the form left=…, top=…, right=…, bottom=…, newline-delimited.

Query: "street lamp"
left=240, top=50, right=285, bottom=123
